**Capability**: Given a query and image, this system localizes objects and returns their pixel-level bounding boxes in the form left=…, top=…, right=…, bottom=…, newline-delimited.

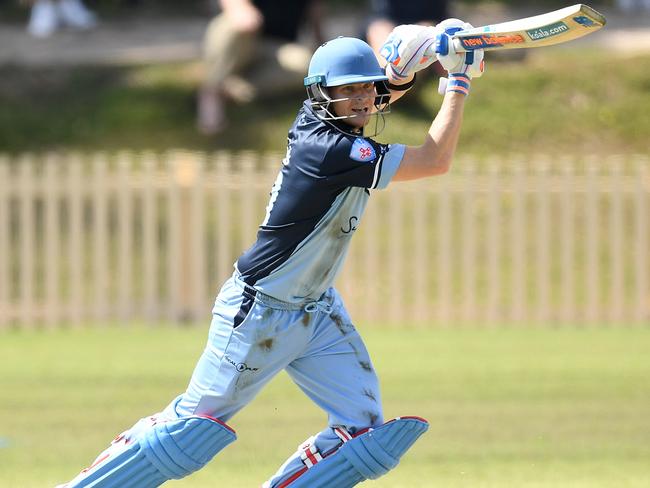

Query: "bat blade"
left=451, top=4, right=606, bottom=52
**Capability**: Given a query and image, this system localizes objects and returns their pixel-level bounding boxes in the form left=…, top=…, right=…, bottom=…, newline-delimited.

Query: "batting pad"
left=279, top=416, right=428, bottom=487
left=62, top=415, right=236, bottom=488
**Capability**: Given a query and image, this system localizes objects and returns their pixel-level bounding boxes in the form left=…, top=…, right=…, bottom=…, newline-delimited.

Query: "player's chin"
left=349, top=111, right=371, bottom=127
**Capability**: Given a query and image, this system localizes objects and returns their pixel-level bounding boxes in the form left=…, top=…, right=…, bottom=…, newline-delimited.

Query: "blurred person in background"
left=25, top=0, right=97, bottom=38
left=365, top=0, right=450, bottom=76
left=197, top=0, right=323, bottom=135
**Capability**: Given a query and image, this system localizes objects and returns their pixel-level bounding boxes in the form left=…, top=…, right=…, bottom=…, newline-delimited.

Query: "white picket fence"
left=0, top=151, right=648, bottom=328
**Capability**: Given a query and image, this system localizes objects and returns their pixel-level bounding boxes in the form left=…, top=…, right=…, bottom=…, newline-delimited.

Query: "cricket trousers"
left=161, top=273, right=384, bottom=483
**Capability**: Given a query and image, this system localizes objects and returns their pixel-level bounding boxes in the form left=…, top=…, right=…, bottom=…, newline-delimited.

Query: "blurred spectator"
left=365, top=0, right=449, bottom=74
left=197, top=0, right=323, bottom=135
left=26, top=0, right=97, bottom=38
left=616, top=0, right=650, bottom=13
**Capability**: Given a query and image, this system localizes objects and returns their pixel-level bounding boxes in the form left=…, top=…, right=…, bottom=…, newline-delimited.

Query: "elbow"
left=437, top=159, right=452, bottom=175
left=420, top=142, right=454, bottom=176
left=431, top=154, right=452, bottom=175
left=415, top=155, right=451, bottom=178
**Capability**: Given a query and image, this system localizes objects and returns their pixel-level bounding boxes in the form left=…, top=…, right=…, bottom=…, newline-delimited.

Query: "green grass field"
left=1, top=325, right=649, bottom=487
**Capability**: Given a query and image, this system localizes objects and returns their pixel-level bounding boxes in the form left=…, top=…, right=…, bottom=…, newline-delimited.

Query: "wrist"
left=446, top=72, right=471, bottom=96
left=385, top=63, right=411, bottom=81
left=386, top=72, right=416, bottom=92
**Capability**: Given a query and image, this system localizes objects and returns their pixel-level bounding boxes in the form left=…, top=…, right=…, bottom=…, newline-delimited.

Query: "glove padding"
left=435, top=18, right=485, bottom=79
left=380, top=24, right=440, bottom=80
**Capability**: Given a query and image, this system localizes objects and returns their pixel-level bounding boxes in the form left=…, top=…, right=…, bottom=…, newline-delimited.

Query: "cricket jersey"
left=235, top=101, right=405, bottom=303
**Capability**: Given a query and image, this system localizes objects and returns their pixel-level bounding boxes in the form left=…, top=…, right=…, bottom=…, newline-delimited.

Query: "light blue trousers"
left=162, top=274, right=384, bottom=484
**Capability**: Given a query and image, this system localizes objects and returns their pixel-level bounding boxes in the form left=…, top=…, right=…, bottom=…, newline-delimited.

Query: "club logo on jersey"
left=350, top=139, right=376, bottom=163
left=341, top=216, right=358, bottom=234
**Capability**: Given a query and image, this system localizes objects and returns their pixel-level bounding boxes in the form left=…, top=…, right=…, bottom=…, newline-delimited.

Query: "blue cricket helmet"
left=304, top=37, right=389, bottom=87
left=304, top=37, right=391, bottom=136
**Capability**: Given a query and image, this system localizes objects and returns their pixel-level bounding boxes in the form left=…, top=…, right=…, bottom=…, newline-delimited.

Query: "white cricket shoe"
left=57, top=0, right=97, bottom=30
left=27, top=0, right=59, bottom=38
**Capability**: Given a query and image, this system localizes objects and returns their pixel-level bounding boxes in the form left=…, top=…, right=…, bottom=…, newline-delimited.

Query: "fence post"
left=511, top=161, right=527, bottom=324
left=142, top=152, right=158, bottom=323
left=166, top=151, right=182, bottom=322
left=412, top=181, right=429, bottom=325
left=585, top=159, right=600, bottom=324
left=239, top=152, right=256, bottom=258
left=19, top=156, right=35, bottom=328
left=116, top=152, right=134, bottom=324
left=608, top=156, right=625, bottom=324
left=486, top=161, right=502, bottom=326
left=560, top=160, right=575, bottom=325
left=44, top=154, right=61, bottom=328
left=635, top=158, right=649, bottom=325
left=388, top=181, right=404, bottom=324
left=460, top=162, right=476, bottom=324
left=362, top=191, right=380, bottom=323
left=191, top=153, right=207, bottom=321
left=436, top=177, right=452, bottom=325
left=535, top=157, right=551, bottom=325
left=92, top=154, right=109, bottom=324
left=0, top=157, right=9, bottom=328
left=215, top=152, right=232, bottom=286
left=168, top=150, right=205, bottom=323
left=67, top=154, right=84, bottom=326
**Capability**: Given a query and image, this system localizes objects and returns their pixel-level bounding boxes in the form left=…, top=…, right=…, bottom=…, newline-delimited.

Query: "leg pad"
left=277, top=416, right=428, bottom=488
left=62, top=415, right=236, bottom=487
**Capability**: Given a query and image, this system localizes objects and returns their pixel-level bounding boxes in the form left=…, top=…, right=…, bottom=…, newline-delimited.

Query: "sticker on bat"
left=573, top=16, right=596, bottom=27
left=526, top=21, right=569, bottom=41
left=459, top=34, right=525, bottom=49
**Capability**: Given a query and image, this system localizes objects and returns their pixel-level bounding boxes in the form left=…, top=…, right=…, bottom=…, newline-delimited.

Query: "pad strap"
left=300, top=443, right=324, bottom=468
left=333, top=426, right=354, bottom=443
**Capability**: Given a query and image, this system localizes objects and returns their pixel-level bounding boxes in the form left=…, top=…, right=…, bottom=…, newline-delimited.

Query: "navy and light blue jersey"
left=235, top=101, right=405, bottom=303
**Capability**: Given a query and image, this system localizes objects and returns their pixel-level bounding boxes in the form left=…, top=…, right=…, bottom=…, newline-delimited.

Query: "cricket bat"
left=440, top=4, right=606, bottom=53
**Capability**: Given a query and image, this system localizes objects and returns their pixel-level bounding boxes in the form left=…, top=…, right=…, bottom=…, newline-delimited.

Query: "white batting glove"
left=435, top=19, right=485, bottom=96
left=380, top=24, right=441, bottom=80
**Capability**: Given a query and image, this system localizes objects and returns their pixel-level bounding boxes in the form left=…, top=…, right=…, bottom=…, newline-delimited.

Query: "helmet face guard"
left=305, top=80, right=391, bottom=137
left=304, top=37, right=392, bottom=137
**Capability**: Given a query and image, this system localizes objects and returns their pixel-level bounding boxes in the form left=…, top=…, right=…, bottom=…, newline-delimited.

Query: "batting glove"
left=435, top=19, right=485, bottom=96
left=380, top=24, right=441, bottom=80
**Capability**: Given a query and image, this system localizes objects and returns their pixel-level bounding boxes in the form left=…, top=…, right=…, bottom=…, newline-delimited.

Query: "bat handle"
left=427, top=36, right=467, bottom=57
left=451, top=38, right=468, bottom=53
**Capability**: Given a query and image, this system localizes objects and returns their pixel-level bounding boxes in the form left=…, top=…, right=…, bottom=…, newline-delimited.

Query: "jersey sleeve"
left=321, top=136, right=405, bottom=190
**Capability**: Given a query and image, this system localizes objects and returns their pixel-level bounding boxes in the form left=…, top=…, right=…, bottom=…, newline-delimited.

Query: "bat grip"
left=451, top=38, right=467, bottom=53
left=427, top=36, right=467, bottom=57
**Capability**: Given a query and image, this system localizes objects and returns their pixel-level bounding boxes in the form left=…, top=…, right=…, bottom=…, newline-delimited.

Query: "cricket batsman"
left=58, top=19, right=484, bottom=488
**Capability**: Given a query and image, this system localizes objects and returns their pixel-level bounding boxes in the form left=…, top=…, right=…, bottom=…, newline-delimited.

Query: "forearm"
left=393, top=91, right=465, bottom=181
left=424, top=90, right=465, bottom=171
